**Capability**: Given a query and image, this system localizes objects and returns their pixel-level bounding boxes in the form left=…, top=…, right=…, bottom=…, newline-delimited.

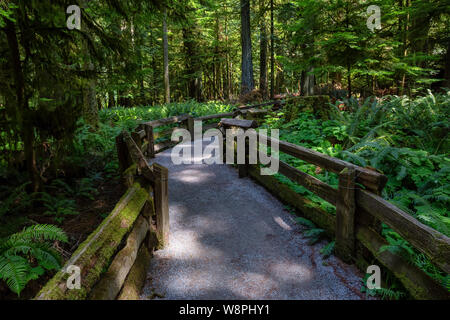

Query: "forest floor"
left=141, top=138, right=367, bottom=300
left=0, top=178, right=124, bottom=300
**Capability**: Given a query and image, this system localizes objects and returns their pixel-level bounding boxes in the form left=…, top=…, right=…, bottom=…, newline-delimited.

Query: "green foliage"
left=36, top=192, right=79, bottom=224
left=0, top=182, right=32, bottom=218
left=263, top=92, right=450, bottom=292
left=320, top=240, right=335, bottom=259
left=294, top=217, right=326, bottom=244
left=50, top=178, right=98, bottom=201
left=0, top=224, right=68, bottom=296
left=360, top=273, right=406, bottom=300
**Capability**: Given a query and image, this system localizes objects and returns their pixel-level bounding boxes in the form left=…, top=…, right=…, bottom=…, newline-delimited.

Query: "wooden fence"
left=116, top=130, right=169, bottom=249
left=36, top=129, right=169, bottom=300
left=61, top=96, right=447, bottom=300
left=217, top=118, right=449, bottom=299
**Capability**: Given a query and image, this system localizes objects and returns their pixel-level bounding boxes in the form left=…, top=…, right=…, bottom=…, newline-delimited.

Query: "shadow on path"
left=140, top=139, right=365, bottom=300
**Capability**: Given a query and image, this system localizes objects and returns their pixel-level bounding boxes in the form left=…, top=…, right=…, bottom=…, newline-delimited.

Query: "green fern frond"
left=295, top=217, right=316, bottom=228
left=0, top=255, right=30, bottom=296
left=9, top=224, right=68, bottom=243
left=320, top=241, right=335, bottom=259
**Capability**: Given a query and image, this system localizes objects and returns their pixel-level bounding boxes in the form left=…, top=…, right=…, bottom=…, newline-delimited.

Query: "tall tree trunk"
left=224, top=7, right=231, bottom=100
left=270, top=0, right=275, bottom=99
left=163, top=8, right=170, bottom=104
left=182, top=26, right=202, bottom=101
left=82, top=65, right=98, bottom=126
left=240, top=0, right=254, bottom=95
left=82, top=33, right=98, bottom=126
left=444, top=41, right=450, bottom=88
left=304, top=66, right=315, bottom=96
left=259, top=0, right=268, bottom=99
left=347, top=61, right=352, bottom=98
left=5, top=20, right=41, bottom=191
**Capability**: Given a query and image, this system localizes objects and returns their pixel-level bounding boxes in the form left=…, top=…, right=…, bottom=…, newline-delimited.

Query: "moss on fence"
left=35, top=182, right=149, bottom=300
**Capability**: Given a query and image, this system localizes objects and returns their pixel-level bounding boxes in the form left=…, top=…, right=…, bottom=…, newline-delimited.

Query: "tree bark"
left=5, top=19, right=41, bottom=191
left=270, top=0, right=275, bottom=99
left=182, top=27, right=202, bottom=101
left=259, top=0, right=268, bottom=99
left=240, top=0, right=255, bottom=95
left=163, top=8, right=170, bottom=104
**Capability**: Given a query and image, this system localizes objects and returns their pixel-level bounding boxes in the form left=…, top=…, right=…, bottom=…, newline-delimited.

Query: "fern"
left=35, top=192, right=79, bottom=223
left=0, top=224, right=67, bottom=296
left=294, top=217, right=326, bottom=244
left=320, top=241, right=335, bottom=259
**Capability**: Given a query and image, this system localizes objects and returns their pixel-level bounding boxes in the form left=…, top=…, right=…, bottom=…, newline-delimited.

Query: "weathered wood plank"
left=356, top=226, right=450, bottom=300
left=153, top=163, right=169, bottom=248
left=154, top=140, right=175, bottom=154
left=278, top=160, right=338, bottom=205
left=195, top=112, right=235, bottom=121
left=143, top=114, right=190, bottom=128
left=116, top=133, right=132, bottom=173
left=90, top=216, right=149, bottom=300
left=335, top=167, right=356, bottom=263
left=122, top=131, right=155, bottom=182
left=137, top=129, right=146, bottom=139
left=356, top=189, right=450, bottom=274
left=116, top=244, right=152, bottom=300
left=131, top=132, right=142, bottom=151
left=257, top=132, right=387, bottom=193
left=144, top=124, right=155, bottom=159
left=219, top=118, right=258, bottom=129
left=35, top=183, right=149, bottom=300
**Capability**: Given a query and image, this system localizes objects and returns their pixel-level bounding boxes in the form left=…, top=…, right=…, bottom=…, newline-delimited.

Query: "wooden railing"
left=139, top=104, right=273, bottom=159
left=219, top=118, right=450, bottom=300
left=36, top=128, right=169, bottom=300
left=116, top=129, right=169, bottom=248
left=119, top=98, right=449, bottom=299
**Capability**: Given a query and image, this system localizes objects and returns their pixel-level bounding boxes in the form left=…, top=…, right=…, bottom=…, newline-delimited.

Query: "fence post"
left=335, top=167, right=356, bottom=263
left=116, top=133, right=134, bottom=187
left=145, top=124, right=155, bottom=159
left=131, top=131, right=142, bottom=151
left=153, top=163, right=169, bottom=249
left=186, top=115, right=195, bottom=141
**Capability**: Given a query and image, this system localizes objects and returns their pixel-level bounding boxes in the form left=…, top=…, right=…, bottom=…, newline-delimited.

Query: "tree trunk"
left=304, top=66, right=315, bottom=96
left=270, top=0, right=275, bottom=99
left=240, top=0, right=255, bottom=95
left=163, top=8, right=170, bottom=104
left=82, top=21, right=98, bottom=126
left=82, top=72, right=98, bottom=126
left=182, top=26, right=202, bottom=101
left=444, top=41, right=450, bottom=88
left=5, top=20, right=41, bottom=191
left=259, top=0, right=268, bottom=99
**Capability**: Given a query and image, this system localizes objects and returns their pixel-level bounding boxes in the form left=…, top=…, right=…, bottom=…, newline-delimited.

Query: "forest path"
left=140, top=138, right=365, bottom=300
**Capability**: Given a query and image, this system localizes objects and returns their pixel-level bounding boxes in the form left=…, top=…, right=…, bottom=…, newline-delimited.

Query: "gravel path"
left=140, top=138, right=366, bottom=300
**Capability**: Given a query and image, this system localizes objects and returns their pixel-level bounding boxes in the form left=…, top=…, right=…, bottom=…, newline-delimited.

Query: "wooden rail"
left=116, top=98, right=448, bottom=299
left=219, top=118, right=450, bottom=299
left=116, top=130, right=169, bottom=248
